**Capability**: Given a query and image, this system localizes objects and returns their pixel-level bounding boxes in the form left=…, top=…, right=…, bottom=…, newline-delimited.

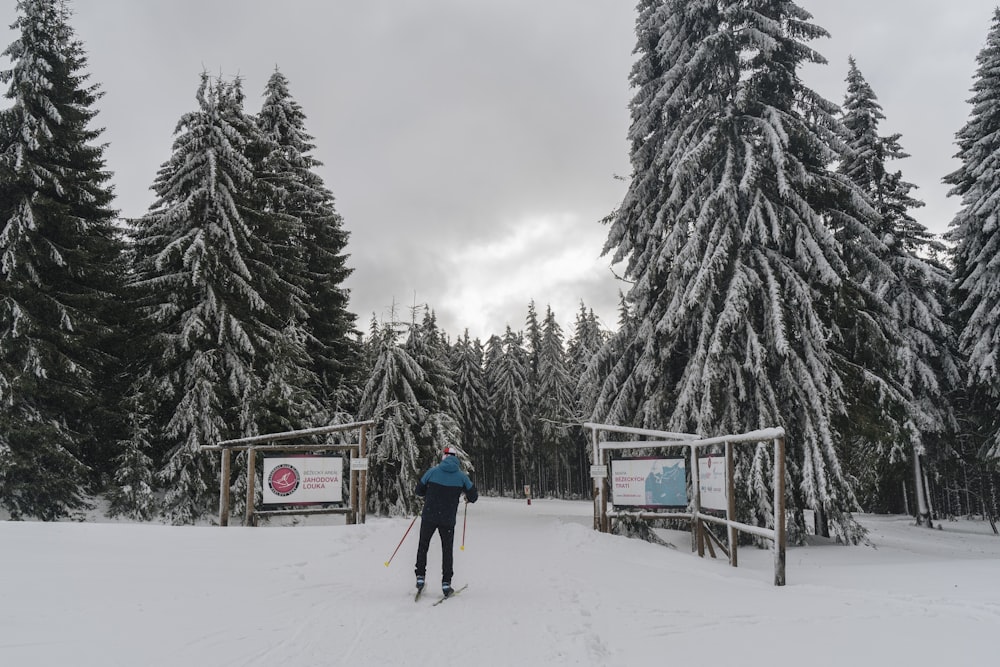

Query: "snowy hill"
left=1, top=498, right=997, bottom=666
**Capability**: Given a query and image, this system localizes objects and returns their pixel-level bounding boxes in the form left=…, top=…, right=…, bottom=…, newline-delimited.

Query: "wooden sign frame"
left=203, top=421, right=374, bottom=527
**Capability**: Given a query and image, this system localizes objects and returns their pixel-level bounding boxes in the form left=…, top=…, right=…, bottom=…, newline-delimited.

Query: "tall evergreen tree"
left=480, top=333, right=506, bottom=493
left=594, top=0, right=870, bottom=542
left=255, top=68, right=361, bottom=417
left=945, top=10, right=1000, bottom=462
left=406, top=308, right=462, bottom=471
left=488, top=326, right=531, bottom=494
left=839, top=58, right=960, bottom=518
left=567, top=302, right=609, bottom=495
left=238, top=74, right=324, bottom=439
left=451, top=330, right=493, bottom=467
left=0, top=0, right=124, bottom=519
left=522, top=301, right=543, bottom=489
left=128, top=74, right=272, bottom=523
left=566, top=301, right=605, bottom=380
left=536, top=306, right=576, bottom=495
left=358, top=320, right=431, bottom=516
left=406, top=308, right=459, bottom=417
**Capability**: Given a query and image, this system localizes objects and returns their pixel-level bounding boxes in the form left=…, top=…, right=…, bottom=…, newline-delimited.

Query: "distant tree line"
left=1, top=1, right=998, bottom=535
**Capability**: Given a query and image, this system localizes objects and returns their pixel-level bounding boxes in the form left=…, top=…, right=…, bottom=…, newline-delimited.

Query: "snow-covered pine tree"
left=255, top=68, right=362, bottom=417
left=358, top=320, right=432, bottom=516
left=522, top=301, right=543, bottom=490
left=233, top=74, right=324, bottom=439
left=524, top=300, right=542, bottom=377
left=479, top=333, right=506, bottom=492
left=128, top=74, right=275, bottom=523
left=451, top=330, right=493, bottom=477
left=823, top=56, right=915, bottom=531
left=406, top=309, right=459, bottom=415
left=566, top=301, right=609, bottom=495
left=566, top=301, right=606, bottom=379
left=945, top=10, right=1000, bottom=462
left=405, top=308, right=462, bottom=472
left=569, top=300, right=609, bottom=423
left=839, top=58, right=960, bottom=518
left=594, top=0, right=870, bottom=543
left=488, top=326, right=531, bottom=495
left=0, top=0, right=125, bottom=519
left=106, top=386, right=157, bottom=521
left=536, top=306, right=576, bottom=496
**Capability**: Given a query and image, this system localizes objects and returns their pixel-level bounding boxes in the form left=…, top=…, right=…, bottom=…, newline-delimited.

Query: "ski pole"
left=460, top=501, right=468, bottom=551
left=384, top=515, right=418, bottom=567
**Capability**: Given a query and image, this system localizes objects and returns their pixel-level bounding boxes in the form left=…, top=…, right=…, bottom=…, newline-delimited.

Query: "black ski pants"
left=414, top=519, right=455, bottom=582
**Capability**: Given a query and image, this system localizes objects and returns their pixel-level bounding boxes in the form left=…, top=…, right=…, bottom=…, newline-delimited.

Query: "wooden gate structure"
left=204, top=421, right=374, bottom=527
left=585, top=422, right=787, bottom=586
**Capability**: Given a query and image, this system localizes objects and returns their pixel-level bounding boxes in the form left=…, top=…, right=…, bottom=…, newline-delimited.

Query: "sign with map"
left=610, top=457, right=687, bottom=508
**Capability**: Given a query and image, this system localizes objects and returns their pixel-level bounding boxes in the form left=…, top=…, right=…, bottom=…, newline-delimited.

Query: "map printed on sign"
left=610, top=457, right=687, bottom=508
left=262, top=455, right=343, bottom=505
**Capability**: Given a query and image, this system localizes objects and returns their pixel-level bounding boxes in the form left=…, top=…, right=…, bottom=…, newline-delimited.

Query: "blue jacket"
left=415, top=456, right=478, bottom=526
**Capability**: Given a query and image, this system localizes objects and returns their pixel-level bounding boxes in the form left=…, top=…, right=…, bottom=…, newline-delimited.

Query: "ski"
left=414, top=588, right=423, bottom=602
left=431, top=584, right=468, bottom=606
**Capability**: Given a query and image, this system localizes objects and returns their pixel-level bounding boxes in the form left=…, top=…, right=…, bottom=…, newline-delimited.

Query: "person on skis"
left=414, top=446, right=478, bottom=597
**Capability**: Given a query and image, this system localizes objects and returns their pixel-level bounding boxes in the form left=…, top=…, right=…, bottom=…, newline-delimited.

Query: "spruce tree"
left=488, top=326, right=531, bottom=494
left=406, top=308, right=462, bottom=471
left=595, top=0, right=869, bottom=542
left=451, top=330, right=493, bottom=470
left=567, top=302, right=608, bottom=495
left=0, top=0, right=124, bottom=519
left=522, top=301, right=543, bottom=490
left=570, top=301, right=608, bottom=420
left=255, top=68, right=361, bottom=417
left=945, top=10, right=1000, bottom=461
left=567, top=301, right=606, bottom=379
left=839, top=58, right=960, bottom=517
left=128, top=74, right=270, bottom=523
left=406, top=308, right=459, bottom=417
left=229, top=75, right=323, bottom=443
left=481, top=333, right=506, bottom=493
left=358, top=320, right=431, bottom=516
left=536, top=306, right=575, bottom=495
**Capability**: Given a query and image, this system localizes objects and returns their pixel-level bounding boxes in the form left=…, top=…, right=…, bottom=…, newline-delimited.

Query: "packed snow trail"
left=1, top=498, right=998, bottom=666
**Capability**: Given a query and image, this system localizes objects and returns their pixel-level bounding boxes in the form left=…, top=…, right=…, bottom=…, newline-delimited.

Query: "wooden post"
left=592, top=427, right=602, bottom=531
left=774, top=436, right=786, bottom=586
left=726, top=440, right=737, bottom=567
left=359, top=424, right=368, bottom=525
left=601, top=448, right=611, bottom=533
left=692, top=444, right=704, bottom=557
left=348, top=446, right=358, bottom=525
left=219, top=448, right=231, bottom=527
left=245, top=447, right=257, bottom=527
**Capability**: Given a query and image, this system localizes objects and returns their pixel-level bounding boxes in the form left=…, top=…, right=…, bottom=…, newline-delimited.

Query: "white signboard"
left=611, top=458, right=687, bottom=507
left=697, top=456, right=727, bottom=511
left=590, top=465, right=608, bottom=478
left=262, top=455, right=343, bottom=505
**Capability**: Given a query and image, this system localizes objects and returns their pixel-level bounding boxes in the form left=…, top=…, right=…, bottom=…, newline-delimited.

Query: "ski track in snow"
left=1, top=498, right=999, bottom=666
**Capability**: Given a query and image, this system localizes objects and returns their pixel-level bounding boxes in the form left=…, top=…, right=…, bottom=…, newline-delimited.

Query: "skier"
left=414, top=446, right=478, bottom=598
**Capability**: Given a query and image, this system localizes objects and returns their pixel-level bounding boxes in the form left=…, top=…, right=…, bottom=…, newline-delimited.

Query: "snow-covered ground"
left=1, top=497, right=997, bottom=666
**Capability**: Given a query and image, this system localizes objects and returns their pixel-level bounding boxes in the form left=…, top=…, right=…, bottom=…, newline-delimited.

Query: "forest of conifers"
left=2, top=1, right=998, bottom=542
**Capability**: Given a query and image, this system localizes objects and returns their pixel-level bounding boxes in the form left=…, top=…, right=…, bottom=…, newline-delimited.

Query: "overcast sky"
left=2, top=1, right=996, bottom=340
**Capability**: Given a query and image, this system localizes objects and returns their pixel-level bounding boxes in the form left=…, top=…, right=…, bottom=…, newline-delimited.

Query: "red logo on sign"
left=268, top=464, right=300, bottom=496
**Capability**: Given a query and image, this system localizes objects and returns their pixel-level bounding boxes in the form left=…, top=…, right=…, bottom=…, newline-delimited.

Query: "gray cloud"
left=1, top=1, right=991, bottom=340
